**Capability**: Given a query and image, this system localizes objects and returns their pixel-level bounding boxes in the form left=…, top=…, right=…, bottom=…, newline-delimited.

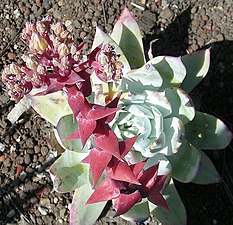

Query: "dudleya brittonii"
left=2, top=6, right=232, bottom=225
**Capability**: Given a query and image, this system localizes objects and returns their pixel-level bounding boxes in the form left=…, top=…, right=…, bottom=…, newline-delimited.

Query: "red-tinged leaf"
left=87, top=105, right=121, bottom=121
left=77, top=41, right=85, bottom=52
left=78, top=118, right=96, bottom=146
left=89, top=148, right=112, bottom=187
left=80, top=100, right=121, bottom=121
left=67, top=88, right=84, bottom=118
left=104, top=93, right=122, bottom=123
left=34, top=79, right=64, bottom=96
left=130, top=160, right=147, bottom=178
left=107, top=159, right=140, bottom=185
left=155, top=175, right=167, bottom=191
left=138, top=164, right=159, bottom=190
left=73, top=61, right=90, bottom=73
left=148, top=192, right=168, bottom=210
left=86, top=177, right=121, bottom=204
left=89, top=43, right=102, bottom=63
left=119, top=135, right=139, bottom=158
left=63, top=70, right=84, bottom=85
left=113, top=191, right=142, bottom=217
left=64, top=129, right=80, bottom=141
left=94, top=129, right=121, bottom=159
left=81, top=155, right=89, bottom=163
left=79, top=77, right=92, bottom=97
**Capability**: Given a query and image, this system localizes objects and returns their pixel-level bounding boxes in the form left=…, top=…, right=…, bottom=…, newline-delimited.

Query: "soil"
left=0, top=0, right=233, bottom=225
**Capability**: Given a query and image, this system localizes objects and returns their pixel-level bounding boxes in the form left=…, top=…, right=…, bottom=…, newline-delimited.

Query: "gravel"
left=1, top=0, right=233, bottom=225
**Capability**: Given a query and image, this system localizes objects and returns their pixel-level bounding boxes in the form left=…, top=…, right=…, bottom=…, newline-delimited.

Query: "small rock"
left=19, top=191, right=27, bottom=199
left=6, top=209, right=16, bottom=218
left=197, top=37, right=205, bottom=46
left=26, top=138, right=34, bottom=148
left=215, top=33, right=224, bottom=41
left=24, top=154, right=31, bottom=164
left=7, top=52, right=15, bottom=60
left=30, top=197, right=39, bottom=204
left=191, top=19, right=200, bottom=27
left=38, top=206, right=48, bottom=216
left=41, top=146, right=48, bottom=156
left=34, top=145, right=40, bottom=154
left=53, top=197, right=59, bottom=204
left=160, top=7, right=174, bottom=20
left=19, top=171, right=27, bottom=181
left=0, top=143, right=5, bottom=152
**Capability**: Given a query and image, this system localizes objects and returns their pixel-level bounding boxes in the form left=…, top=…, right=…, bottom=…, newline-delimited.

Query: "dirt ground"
left=1, top=0, right=233, bottom=225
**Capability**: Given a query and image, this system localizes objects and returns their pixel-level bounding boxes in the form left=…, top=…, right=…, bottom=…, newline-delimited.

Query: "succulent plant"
left=2, top=6, right=232, bottom=225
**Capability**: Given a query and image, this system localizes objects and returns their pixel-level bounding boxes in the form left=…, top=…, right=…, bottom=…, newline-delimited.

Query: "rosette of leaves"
left=3, top=6, right=232, bottom=225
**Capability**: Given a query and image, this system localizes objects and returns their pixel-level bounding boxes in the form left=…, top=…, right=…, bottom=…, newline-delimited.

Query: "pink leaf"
left=64, top=129, right=80, bottom=140
left=78, top=118, right=96, bottom=146
left=94, top=128, right=121, bottom=159
left=148, top=192, right=168, bottom=210
left=138, top=164, right=159, bottom=190
left=119, top=135, right=139, bottom=158
left=86, top=177, right=121, bottom=204
left=89, top=148, right=112, bottom=187
left=107, top=159, right=140, bottom=185
left=103, top=93, right=122, bottom=124
left=130, top=160, right=147, bottom=178
left=63, top=70, right=84, bottom=85
left=87, top=105, right=121, bottom=121
left=66, top=86, right=84, bottom=118
left=113, top=191, right=142, bottom=217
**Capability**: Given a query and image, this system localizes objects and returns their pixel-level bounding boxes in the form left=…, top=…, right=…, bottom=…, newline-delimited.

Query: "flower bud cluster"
left=2, top=63, right=32, bottom=100
left=3, top=16, right=87, bottom=100
left=94, top=44, right=123, bottom=82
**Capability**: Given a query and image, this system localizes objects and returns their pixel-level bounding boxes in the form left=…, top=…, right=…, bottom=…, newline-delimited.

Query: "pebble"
left=24, top=154, right=31, bottom=164
left=6, top=209, right=16, bottom=218
left=215, top=33, right=224, bottom=41
left=41, top=146, right=49, bottom=156
left=26, top=138, right=34, bottom=148
left=19, top=171, right=27, bottom=181
left=160, top=7, right=174, bottom=20
left=34, top=145, right=40, bottom=154
left=38, top=206, right=48, bottom=216
left=53, top=197, right=59, bottom=204
left=7, top=52, right=16, bottom=60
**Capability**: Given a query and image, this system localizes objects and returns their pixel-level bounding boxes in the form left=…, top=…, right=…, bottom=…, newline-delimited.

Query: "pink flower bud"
left=37, top=65, right=45, bottom=75
left=36, top=21, right=47, bottom=33
left=57, top=43, right=70, bottom=57
left=51, top=22, right=64, bottom=36
left=9, top=63, right=21, bottom=75
left=31, top=32, right=48, bottom=52
left=25, top=55, right=38, bottom=70
left=60, top=30, right=69, bottom=39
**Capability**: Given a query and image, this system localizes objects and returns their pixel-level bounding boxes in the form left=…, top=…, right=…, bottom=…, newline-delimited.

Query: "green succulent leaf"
left=151, top=56, right=186, bottom=90
left=165, top=88, right=195, bottom=124
left=70, top=184, right=107, bottom=225
left=120, top=63, right=163, bottom=93
left=166, top=140, right=201, bottom=183
left=49, top=150, right=89, bottom=192
left=184, top=111, right=232, bottom=149
left=120, top=199, right=150, bottom=223
left=55, top=114, right=89, bottom=152
left=150, top=178, right=187, bottom=225
left=192, top=150, right=221, bottom=184
left=26, top=90, right=71, bottom=126
left=181, top=48, right=210, bottom=93
left=162, top=117, right=185, bottom=155
left=111, top=7, right=145, bottom=68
